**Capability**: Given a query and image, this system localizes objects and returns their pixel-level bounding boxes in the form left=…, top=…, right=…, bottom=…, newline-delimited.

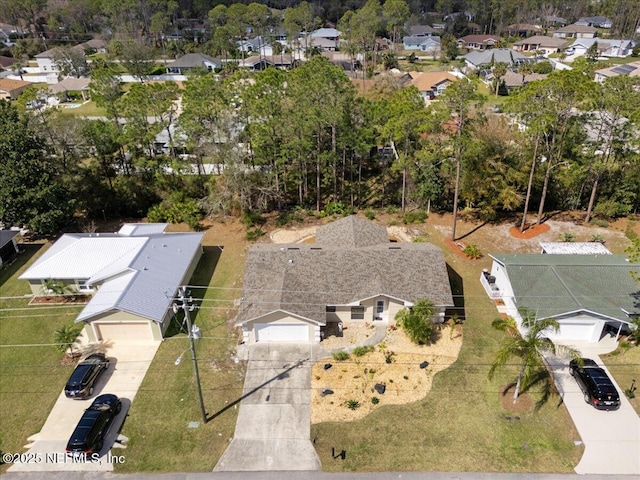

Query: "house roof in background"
left=238, top=216, right=454, bottom=324
left=410, top=71, right=457, bottom=91
left=168, top=53, right=220, bottom=68
left=464, top=48, right=527, bottom=66
left=490, top=254, right=640, bottom=323
left=410, top=25, right=436, bottom=36
left=539, top=242, right=612, bottom=254
left=0, top=230, right=19, bottom=248
left=0, top=77, right=30, bottom=92
left=513, top=35, right=568, bottom=48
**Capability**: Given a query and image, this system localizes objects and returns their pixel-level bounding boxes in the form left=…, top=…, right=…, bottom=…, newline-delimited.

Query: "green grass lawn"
left=602, top=343, right=640, bottom=415
left=310, top=219, right=583, bottom=473
left=58, top=100, right=108, bottom=117
left=0, top=243, right=85, bottom=472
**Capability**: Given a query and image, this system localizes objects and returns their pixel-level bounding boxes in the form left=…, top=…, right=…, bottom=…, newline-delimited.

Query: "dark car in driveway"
left=66, top=394, right=122, bottom=458
left=569, top=358, right=620, bottom=411
left=64, top=353, right=110, bottom=399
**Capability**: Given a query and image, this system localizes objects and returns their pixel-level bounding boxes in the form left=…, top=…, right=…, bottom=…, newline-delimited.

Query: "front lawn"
left=310, top=217, right=583, bottom=472
left=602, top=343, right=640, bottom=415
left=0, top=243, right=85, bottom=473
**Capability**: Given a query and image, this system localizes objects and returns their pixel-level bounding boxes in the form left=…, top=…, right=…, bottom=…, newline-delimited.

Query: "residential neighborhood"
left=1, top=0, right=640, bottom=477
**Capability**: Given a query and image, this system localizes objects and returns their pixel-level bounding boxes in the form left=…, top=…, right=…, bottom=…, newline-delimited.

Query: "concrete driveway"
left=547, top=339, right=640, bottom=475
left=8, top=337, right=160, bottom=473
left=214, top=343, right=321, bottom=471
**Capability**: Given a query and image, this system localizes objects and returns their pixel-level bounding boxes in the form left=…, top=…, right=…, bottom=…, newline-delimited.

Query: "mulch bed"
left=444, top=237, right=474, bottom=260
left=500, top=384, right=535, bottom=414
left=509, top=223, right=550, bottom=239
left=30, top=295, right=90, bottom=305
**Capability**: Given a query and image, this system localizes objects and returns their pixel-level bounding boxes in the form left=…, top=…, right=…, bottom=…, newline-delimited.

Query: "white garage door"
left=95, top=322, right=154, bottom=343
left=254, top=323, right=309, bottom=343
left=556, top=322, right=598, bottom=342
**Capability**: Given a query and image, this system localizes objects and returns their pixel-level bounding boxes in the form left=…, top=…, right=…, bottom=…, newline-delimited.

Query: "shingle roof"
left=410, top=71, right=457, bottom=91
left=0, top=230, right=19, bottom=249
left=0, top=77, right=30, bottom=92
left=491, top=254, right=640, bottom=323
left=238, top=217, right=454, bottom=324
left=513, top=35, right=568, bottom=48
left=464, top=48, right=527, bottom=67
left=168, top=53, right=220, bottom=69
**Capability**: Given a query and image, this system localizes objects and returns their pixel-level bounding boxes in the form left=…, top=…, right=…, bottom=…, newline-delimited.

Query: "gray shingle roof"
left=238, top=217, right=454, bottom=324
left=491, top=254, right=640, bottom=323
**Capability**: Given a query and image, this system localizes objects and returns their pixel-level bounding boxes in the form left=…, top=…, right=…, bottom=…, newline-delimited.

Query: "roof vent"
left=288, top=259, right=294, bottom=264
left=389, top=246, right=401, bottom=250
left=163, top=244, right=167, bottom=247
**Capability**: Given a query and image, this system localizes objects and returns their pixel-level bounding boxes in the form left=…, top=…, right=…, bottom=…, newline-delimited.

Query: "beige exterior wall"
left=327, top=297, right=447, bottom=325
left=27, top=278, right=85, bottom=296
left=81, top=309, right=161, bottom=342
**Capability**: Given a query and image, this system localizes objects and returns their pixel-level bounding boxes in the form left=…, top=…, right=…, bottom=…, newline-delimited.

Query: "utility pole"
left=173, top=288, right=207, bottom=424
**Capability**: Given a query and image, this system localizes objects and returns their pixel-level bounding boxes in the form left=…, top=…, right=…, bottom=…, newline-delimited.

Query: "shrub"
left=245, top=228, right=265, bottom=241
left=558, top=232, right=576, bottom=242
left=594, top=199, right=631, bottom=219
left=385, top=205, right=398, bottom=214
left=590, top=233, right=605, bottom=243
left=402, top=210, right=428, bottom=225
left=276, top=211, right=303, bottom=227
left=346, top=399, right=361, bottom=410
left=364, top=209, right=375, bottom=220
left=590, top=219, right=609, bottom=228
left=332, top=351, right=350, bottom=361
left=395, top=299, right=434, bottom=344
left=463, top=244, right=483, bottom=259
left=146, top=193, right=204, bottom=229
left=371, top=397, right=380, bottom=405
left=352, top=346, right=374, bottom=357
left=321, top=201, right=353, bottom=217
left=242, top=210, right=265, bottom=227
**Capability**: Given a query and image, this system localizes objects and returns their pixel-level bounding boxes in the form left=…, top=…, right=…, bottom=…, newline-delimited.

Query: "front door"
left=375, top=300, right=385, bottom=321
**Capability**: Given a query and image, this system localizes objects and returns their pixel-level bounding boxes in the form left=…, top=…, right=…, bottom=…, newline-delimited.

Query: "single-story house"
left=545, top=15, right=567, bottom=26
left=513, top=35, right=569, bottom=54
left=237, top=36, right=274, bottom=57
left=577, top=16, right=613, bottom=29
left=410, top=71, right=457, bottom=100
left=235, top=216, right=454, bottom=344
left=310, top=27, right=341, bottom=51
left=166, top=53, right=221, bottom=74
left=0, top=55, right=17, bottom=70
left=539, top=242, right=611, bottom=254
left=235, top=55, right=269, bottom=71
left=47, top=77, right=91, bottom=102
left=486, top=69, right=548, bottom=90
left=19, top=223, right=204, bottom=343
left=0, top=77, right=31, bottom=100
left=0, top=230, right=20, bottom=267
left=567, top=38, right=637, bottom=58
left=403, top=35, right=441, bottom=56
left=503, top=23, right=543, bottom=37
left=552, top=24, right=598, bottom=39
left=483, top=253, right=640, bottom=343
left=409, top=25, right=436, bottom=37
left=463, top=48, right=528, bottom=69
left=594, top=61, right=640, bottom=83
left=457, top=34, right=501, bottom=50
left=78, top=38, right=108, bottom=54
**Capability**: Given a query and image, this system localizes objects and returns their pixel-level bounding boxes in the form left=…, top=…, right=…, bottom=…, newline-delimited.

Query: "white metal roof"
left=118, top=223, right=168, bottom=236
left=539, top=242, right=612, bottom=255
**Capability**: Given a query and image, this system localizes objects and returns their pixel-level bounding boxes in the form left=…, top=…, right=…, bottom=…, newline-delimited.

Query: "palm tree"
left=492, top=62, right=508, bottom=95
left=44, top=278, right=70, bottom=296
left=488, top=310, right=580, bottom=408
left=53, top=324, right=83, bottom=358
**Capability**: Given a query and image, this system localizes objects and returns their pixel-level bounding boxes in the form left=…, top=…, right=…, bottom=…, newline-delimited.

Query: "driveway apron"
left=546, top=339, right=640, bottom=476
left=215, top=343, right=321, bottom=471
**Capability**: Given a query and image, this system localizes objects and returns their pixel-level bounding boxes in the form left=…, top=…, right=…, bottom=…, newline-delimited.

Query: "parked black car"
left=64, top=353, right=110, bottom=399
left=569, top=358, right=621, bottom=411
left=66, top=394, right=122, bottom=458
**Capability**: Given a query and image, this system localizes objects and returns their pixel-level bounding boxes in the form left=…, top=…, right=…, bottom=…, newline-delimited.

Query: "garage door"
left=94, top=322, right=154, bottom=343
left=555, top=322, right=598, bottom=342
left=254, top=323, right=309, bottom=343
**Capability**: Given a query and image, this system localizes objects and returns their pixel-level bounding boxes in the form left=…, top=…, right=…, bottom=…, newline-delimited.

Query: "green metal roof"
left=491, top=254, right=640, bottom=323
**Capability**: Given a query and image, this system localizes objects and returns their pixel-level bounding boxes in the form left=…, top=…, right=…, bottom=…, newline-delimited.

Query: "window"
left=77, top=280, right=93, bottom=292
left=376, top=300, right=385, bottom=314
left=351, top=306, right=364, bottom=320
left=325, top=306, right=336, bottom=313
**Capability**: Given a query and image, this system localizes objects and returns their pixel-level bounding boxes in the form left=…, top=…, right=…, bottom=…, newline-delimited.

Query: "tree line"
left=1, top=56, right=639, bottom=237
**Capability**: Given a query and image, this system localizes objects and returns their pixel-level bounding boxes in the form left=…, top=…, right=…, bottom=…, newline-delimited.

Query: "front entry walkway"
left=214, top=344, right=321, bottom=471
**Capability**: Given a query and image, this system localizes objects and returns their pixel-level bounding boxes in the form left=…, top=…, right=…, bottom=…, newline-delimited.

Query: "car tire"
left=116, top=401, right=122, bottom=414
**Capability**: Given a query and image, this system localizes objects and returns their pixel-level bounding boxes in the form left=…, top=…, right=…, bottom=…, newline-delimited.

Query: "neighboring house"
left=457, top=34, right=501, bottom=50
left=308, top=27, right=341, bottom=51
left=568, top=38, right=636, bottom=58
left=0, top=230, right=20, bottom=267
left=0, top=55, right=16, bottom=71
left=488, top=69, right=547, bottom=90
left=0, top=77, right=31, bottom=100
left=47, top=77, right=91, bottom=102
left=403, top=35, right=441, bottom=56
left=539, top=242, right=611, bottom=254
left=166, top=53, right=221, bottom=74
left=594, top=61, right=640, bottom=83
left=577, top=16, right=613, bottom=28
left=503, top=23, right=542, bottom=37
left=545, top=15, right=567, bottom=26
left=410, top=71, right=457, bottom=100
left=463, top=48, right=528, bottom=69
left=552, top=24, right=598, bottom=39
left=237, top=36, right=274, bottom=57
left=34, top=48, right=58, bottom=73
left=482, top=253, right=640, bottom=343
left=77, top=38, right=108, bottom=54
left=235, top=216, right=454, bottom=344
left=19, top=223, right=204, bottom=344
left=513, top=35, right=569, bottom=54
left=264, top=54, right=295, bottom=69
left=409, top=24, right=436, bottom=36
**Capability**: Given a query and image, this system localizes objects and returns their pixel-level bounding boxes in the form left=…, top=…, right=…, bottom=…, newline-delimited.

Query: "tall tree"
left=0, top=101, right=74, bottom=235
left=382, top=0, right=410, bottom=48
left=436, top=77, right=485, bottom=241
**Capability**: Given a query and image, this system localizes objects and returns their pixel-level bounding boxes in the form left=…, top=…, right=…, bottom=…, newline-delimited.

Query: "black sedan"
left=64, top=353, right=110, bottom=399
left=569, top=358, right=621, bottom=411
left=66, top=394, right=122, bottom=458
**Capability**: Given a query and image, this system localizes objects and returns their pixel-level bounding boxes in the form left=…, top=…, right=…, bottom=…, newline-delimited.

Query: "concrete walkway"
left=214, top=344, right=321, bottom=472
left=547, top=337, right=640, bottom=476
left=8, top=337, right=160, bottom=473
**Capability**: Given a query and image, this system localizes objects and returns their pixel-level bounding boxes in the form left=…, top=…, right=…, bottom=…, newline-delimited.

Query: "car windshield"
left=68, top=364, right=92, bottom=385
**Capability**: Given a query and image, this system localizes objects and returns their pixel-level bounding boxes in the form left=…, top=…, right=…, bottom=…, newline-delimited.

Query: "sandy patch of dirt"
left=269, top=223, right=415, bottom=244
left=311, top=324, right=462, bottom=424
